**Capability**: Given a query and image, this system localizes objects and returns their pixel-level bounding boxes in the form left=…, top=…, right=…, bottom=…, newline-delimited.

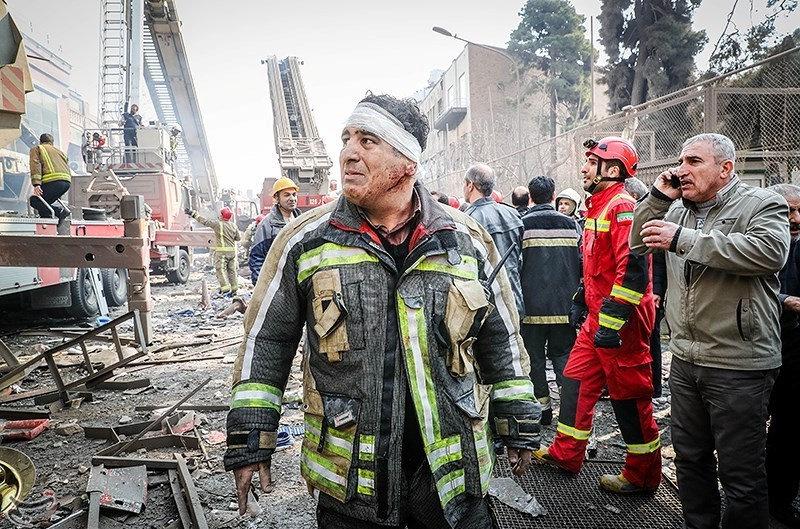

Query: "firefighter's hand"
left=594, top=327, right=622, bottom=348
left=31, top=185, right=43, bottom=197
left=653, top=294, right=662, bottom=309
left=640, top=220, right=680, bottom=251
left=233, top=462, right=273, bottom=515
left=507, top=448, right=533, bottom=477
left=569, top=302, right=587, bottom=329
left=653, top=167, right=682, bottom=200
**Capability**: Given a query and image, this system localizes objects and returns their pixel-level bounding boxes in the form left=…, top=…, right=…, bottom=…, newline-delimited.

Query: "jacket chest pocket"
left=710, top=217, right=737, bottom=235
left=441, top=279, right=492, bottom=377
left=311, top=269, right=365, bottom=362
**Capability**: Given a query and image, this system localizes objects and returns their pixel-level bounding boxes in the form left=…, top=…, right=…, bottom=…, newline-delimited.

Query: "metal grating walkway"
left=490, top=457, right=684, bottom=529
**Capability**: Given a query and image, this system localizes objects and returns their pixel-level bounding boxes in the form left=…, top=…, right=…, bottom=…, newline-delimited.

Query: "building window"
left=458, top=73, right=468, bottom=106
left=11, top=88, right=60, bottom=154
left=447, top=86, right=454, bottom=108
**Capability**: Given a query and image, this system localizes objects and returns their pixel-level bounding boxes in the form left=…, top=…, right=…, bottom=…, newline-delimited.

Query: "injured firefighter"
left=225, top=94, right=540, bottom=528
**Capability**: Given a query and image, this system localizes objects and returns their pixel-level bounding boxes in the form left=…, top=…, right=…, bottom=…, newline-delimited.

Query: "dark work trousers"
left=520, top=323, right=574, bottom=400
left=29, top=180, right=70, bottom=219
left=123, top=129, right=137, bottom=162
left=767, top=328, right=800, bottom=515
left=670, top=356, right=778, bottom=529
left=649, top=307, right=664, bottom=398
left=316, top=456, right=494, bottom=529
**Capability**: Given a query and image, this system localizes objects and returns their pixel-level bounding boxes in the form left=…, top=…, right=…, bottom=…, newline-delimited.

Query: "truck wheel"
left=69, top=268, right=100, bottom=318
left=165, top=249, right=190, bottom=284
left=102, top=268, right=128, bottom=307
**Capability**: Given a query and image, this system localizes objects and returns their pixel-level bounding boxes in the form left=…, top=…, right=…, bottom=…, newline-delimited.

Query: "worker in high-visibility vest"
left=29, top=133, right=71, bottom=223
left=187, top=206, right=242, bottom=295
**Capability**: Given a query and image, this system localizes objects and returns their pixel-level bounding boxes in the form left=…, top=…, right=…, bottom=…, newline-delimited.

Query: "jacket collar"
left=466, top=196, right=495, bottom=211
left=681, top=175, right=740, bottom=211
left=269, top=204, right=300, bottom=225
left=585, top=182, right=625, bottom=212
left=529, top=203, right=555, bottom=212
left=329, top=181, right=455, bottom=246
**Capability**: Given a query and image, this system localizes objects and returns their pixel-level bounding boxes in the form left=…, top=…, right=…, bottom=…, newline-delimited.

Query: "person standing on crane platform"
left=121, top=102, right=142, bottom=163
left=187, top=206, right=241, bottom=295
left=29, top=133, right=71, bottom=225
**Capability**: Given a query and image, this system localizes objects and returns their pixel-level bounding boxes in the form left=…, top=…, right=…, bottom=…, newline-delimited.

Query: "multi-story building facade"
left=416, top=43, right=548, bottom=196
left=5, top=32, right=97, bottom=174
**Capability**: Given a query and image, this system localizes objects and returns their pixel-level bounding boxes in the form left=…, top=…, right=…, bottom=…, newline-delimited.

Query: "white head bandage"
left=344, top=102, right=422, bottom=163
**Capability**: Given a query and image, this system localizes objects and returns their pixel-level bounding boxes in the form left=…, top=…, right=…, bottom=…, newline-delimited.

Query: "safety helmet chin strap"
left=586, top=159, right=626, bottom=194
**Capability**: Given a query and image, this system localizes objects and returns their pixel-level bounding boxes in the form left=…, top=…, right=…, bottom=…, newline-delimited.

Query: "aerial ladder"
left=260, top=56, right=333, bottom=211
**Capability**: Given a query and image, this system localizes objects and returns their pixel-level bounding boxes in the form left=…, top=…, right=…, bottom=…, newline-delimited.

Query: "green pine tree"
left=598, top=0, right=707, bottom=111
left=508, top=0, right=593, bottom=137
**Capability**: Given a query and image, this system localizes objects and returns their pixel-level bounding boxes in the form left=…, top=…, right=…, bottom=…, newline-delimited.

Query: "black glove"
left=569, top=285, right=587, bottom=329
left=594, top=327, right=622, bottom=348
left=184, top=208, right=193, bottom=216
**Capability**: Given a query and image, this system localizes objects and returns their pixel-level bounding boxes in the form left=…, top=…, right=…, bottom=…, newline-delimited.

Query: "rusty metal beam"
left=168, top=469, right=193, bottom=529
left=153, top=228, right=214, bottom=248
left=95, top=434, right=199, bottom=456
left=0, top=406, right=50, bottom=420
left=90, top=456, right=178, bottom=470
left=0, top=235, right=148, bottom=269
left=175, top=454, right=209, bottom=529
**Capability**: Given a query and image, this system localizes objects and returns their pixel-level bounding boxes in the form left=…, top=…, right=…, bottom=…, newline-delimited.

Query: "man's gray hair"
left=768, top=183, right=800, bottom=200
left=624, top=177, right=648, bottom=200
left=465, top=163, right=496, bottom=197
left=682, top=133, right=736, bottom=164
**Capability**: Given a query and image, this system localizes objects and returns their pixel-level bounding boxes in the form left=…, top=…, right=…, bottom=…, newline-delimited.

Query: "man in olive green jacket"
left=630, top=133, right=789, bottom=529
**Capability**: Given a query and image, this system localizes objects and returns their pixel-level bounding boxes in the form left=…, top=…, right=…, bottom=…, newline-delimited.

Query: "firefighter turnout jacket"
left=226, top=185, right=540, bottom=527
left=29, top=144, right=71, bottom=186
left=520, top=203, right=582, bottom=323
left=191, top=212, right=240, bottom=254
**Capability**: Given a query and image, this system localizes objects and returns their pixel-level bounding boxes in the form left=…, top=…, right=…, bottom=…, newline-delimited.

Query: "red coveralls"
left=548, top=182, right=661, bottom=490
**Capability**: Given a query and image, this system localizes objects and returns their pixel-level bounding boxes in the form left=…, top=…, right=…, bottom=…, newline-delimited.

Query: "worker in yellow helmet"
left=186, top=206, right=242, bottom=295
left=29, top=133, right=72, bottom=225
left=249, top=177, right=301, bottom=284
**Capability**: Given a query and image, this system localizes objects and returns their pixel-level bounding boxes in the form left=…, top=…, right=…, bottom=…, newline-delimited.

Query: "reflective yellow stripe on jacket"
left=39, top=146, right=71, bottom=184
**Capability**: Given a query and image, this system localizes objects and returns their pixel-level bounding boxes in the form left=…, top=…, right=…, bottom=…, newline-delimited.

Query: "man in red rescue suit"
left=535, top=136, right=661, bottom=493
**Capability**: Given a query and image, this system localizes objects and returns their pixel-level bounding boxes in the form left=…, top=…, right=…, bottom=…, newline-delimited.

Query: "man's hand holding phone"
left=653, top=167, right=682, bottom=201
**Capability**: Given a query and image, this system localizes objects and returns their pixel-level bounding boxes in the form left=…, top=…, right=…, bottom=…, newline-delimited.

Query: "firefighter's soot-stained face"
left=339, top=126, right=416, bottom=208
left=276, top=189, right=297, bottom=213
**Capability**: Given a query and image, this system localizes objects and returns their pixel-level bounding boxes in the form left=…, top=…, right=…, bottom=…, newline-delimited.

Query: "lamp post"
left=432, top=26, right=523, bottom=166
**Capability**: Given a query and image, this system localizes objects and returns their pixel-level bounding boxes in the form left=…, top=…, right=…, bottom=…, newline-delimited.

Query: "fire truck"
left=0, top=0, right=219, bottom=317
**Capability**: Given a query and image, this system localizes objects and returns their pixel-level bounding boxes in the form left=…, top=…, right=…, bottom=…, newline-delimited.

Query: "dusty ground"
left=0, top=256, right=787, bottom=528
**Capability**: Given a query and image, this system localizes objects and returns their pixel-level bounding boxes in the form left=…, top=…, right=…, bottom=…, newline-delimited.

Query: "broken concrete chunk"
left=55, top=422, right=83, bottom=436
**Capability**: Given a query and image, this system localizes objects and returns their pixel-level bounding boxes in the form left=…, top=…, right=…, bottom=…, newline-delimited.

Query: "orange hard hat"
left=220, top=207, right=233, bottom=221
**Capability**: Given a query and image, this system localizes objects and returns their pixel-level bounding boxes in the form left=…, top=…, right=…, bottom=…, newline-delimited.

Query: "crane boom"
left=143, top=0, right=217, bottom=202
left=264, top=56, right=331, bottom=196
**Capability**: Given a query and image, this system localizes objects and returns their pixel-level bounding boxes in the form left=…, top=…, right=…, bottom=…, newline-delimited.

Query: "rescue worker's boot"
left=532, top=447, right=566, bottom=470
left=599, top=473, right=655, bottom=494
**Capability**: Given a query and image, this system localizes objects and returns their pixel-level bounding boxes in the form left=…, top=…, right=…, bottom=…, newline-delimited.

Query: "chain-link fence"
left=424, top=46, right=800, bottom=197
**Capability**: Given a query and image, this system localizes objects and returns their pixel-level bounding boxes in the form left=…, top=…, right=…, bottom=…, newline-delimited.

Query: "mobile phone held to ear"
left=668, top=170, right=680, bottom=189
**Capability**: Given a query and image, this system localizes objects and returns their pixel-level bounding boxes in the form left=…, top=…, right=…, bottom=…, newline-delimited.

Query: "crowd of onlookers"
left=429, top=132, right=799, bottom=528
